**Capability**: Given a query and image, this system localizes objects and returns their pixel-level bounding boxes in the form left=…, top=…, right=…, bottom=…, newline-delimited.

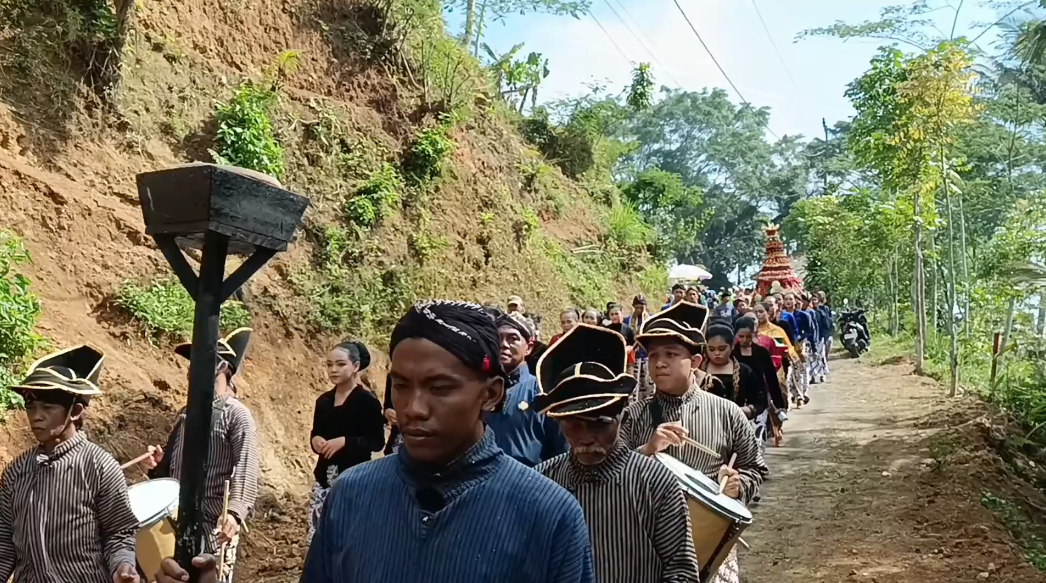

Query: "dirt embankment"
left=0, top=0, right=643, bottom=579
left=744, top=355, right=1046, bottom=583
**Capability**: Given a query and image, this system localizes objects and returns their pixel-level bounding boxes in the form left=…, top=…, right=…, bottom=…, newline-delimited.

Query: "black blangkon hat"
left=10, top=345, right=104, bottom=403
left=637, top=301, right=709, bottom=353
left=532, top=324, right=636, bottom=418
left=175, top=327, right=252, bottom=372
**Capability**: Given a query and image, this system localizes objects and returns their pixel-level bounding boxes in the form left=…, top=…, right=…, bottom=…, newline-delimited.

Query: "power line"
left=749, top=0, right=804, bottom=99
left=589, top=11, right=633, bottom=67
left=670, top=0, right=780, bottom=140
left=601, top=0, right=684, bottom=87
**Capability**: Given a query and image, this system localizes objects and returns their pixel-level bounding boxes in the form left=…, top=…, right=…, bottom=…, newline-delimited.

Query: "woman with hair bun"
left=699, top=323, right=767, bottom=420
left=307, top=340, right=385, bottom=544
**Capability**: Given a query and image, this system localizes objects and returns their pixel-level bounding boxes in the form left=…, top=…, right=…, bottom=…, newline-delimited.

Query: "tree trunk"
left=463, top=0, right=477, bottom=48
left=892, top=251, right=900, bottom=336
left=1001, top=295, right=1017, bottom=357
left=472, top=0, right=488, bottom=57
left=942, top=148, right=960, bottom=397
left=957, top=191, right=971, bottom=336
left=1038, top=291, right=1046, bottom=338
left=929, top=231, right=938, bottom=336
left=913, top=188, right=927, bottom=374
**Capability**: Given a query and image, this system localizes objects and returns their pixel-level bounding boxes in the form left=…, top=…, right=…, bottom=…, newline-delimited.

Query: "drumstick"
left=120, top=451, right=154, bottom=470
left=218, top=480, right=231, bottom=581
left=718, top=453, right=738, bottom=495
left=680, top=436, right=720, bottom=458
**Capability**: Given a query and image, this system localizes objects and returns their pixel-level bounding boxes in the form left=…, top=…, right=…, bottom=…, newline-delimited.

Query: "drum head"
left=128, top=478, right=180, bottom=527
left=656, top=453, right=752, bottom=523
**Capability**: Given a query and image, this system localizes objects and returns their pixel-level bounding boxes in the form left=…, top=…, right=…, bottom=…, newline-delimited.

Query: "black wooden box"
left=136, top=164, right=309, bottom=255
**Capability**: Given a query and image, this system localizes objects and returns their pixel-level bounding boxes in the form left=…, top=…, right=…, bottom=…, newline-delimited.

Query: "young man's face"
left=24, top=392, right=82, bottom=445
left=560, top=415, right=620, bottom=466
left=498, top=325, right=531, bottom=371
left=672, top=289, right=685, bottom=302
left=646, top=339, right=699, bottom=395
left=685, top=290, right=699, bottom=303
left=632, top=302, right=645, bottom=313
left=390, top=338, right=503, bottom=466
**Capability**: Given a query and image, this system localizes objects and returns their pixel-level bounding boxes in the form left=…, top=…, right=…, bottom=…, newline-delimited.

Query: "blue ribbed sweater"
left=301, top=428, right=594, bottom=583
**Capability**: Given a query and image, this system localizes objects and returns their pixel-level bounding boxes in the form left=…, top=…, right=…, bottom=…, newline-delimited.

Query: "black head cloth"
left=175, top=328, right=252, bottom=373
left=637, top=301, right=709, bottom=353
left=390, top=300, right=506, bottom=381
left=495, top=313, right=533, bottom=342
left=10, top=345, right=104, bottom=404
left=334, top=340, right=371, bottom=371
left=532, top=324, right=635, bottom=418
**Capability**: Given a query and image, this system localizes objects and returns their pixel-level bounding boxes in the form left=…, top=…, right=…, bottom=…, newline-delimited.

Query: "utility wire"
left=589, top=11, right=633, bottom=66
left=670, top=0, right=780, bottom=140
left=601, top=0, right=684, bottom=87
left=749, top=0, right=804, bottom=99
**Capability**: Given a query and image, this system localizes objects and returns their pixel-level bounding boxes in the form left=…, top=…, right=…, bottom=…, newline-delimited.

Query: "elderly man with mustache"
left=535, top=324, right=699, bottom=583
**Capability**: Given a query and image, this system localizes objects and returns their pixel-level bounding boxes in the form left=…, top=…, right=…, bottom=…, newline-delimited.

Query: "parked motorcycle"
left=839, top=309, right=870, bottom=357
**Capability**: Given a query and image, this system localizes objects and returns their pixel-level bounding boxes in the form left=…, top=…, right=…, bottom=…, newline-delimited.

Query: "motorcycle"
left=839, top=309, right=870, bottom=357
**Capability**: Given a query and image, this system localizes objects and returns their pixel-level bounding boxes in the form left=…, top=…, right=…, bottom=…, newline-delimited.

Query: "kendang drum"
left=656, top=453, right=752, bottom=581
left=128, top=478, right=180, bottom=582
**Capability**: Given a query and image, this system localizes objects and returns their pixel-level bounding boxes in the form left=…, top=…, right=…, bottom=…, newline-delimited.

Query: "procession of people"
left=0, top=279, right=834, bottom=583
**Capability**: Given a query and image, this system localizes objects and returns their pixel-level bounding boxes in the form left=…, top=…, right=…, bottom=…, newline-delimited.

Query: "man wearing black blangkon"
left=534, top=323, right=700, bottom=583
left=155, top=300, right=594, bottom=583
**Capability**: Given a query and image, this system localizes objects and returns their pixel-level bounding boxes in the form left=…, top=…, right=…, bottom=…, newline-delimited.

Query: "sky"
left=466, top=0, right=1020, bottom=139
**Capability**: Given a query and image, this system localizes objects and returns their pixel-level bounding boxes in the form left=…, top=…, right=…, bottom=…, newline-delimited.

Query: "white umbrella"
left=668, top=264, right=712, bottom=282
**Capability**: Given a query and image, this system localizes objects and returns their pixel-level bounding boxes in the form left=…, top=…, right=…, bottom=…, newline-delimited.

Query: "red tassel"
left=482, top=356, right=491, bottom=372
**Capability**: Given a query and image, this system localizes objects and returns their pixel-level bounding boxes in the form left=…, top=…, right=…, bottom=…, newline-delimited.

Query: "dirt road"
left=742, top=355, right=1046, bottom=583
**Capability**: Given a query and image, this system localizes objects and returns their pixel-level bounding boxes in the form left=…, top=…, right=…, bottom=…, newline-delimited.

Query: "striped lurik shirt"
left=538, top=441, right=700, bottom=583
left=0, top=432, right=139, bottom=583
left=622, top=377, right=768, bottom=505
left=302, top=427, right=594, bottom=583
left=155, top=394, right=260, bottom=553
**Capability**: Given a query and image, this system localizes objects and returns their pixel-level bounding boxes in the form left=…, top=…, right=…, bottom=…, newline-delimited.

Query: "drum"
left=128, top=478, right=180, bottom=582
left=656, top=453, right=752, bottom=582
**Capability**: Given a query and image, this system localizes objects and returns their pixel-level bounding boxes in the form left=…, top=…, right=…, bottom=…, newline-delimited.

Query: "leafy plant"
left=211, top=81, right=285, bottom=178
left=408, top=230, right=448, bottom=264
left=0, top=231, right=45, bottom=414
left=116, top=279, right=251, bottom=340
left=512, top=206, right=540, bottom=248
left=606, top=202, right=654, bottom=250
left=343, top=163, right=402, bottom=229
left=627, top=63, right=655, bottom=112
left=404, top=123, right=454, bottom=185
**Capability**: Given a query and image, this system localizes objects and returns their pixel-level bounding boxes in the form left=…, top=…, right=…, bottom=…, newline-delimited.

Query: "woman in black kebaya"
left=307, top=340, right=385, bottom=544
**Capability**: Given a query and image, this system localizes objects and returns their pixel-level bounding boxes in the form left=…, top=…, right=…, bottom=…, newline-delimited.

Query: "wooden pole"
left=174, top=230, right=229, bottom=582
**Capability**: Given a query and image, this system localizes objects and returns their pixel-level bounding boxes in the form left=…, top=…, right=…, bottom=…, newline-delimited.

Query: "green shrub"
left=404, top=124, right=454, bottom=185
left=0, top=0, right=126, bottom=89
left=211, top=81, right=285, bottom=178
left=408, top=231, right=448, bottom=264
left=344, top=163, right=401, bottom=229
left=0, top=231, right=45, bottom=414
left=116, top=278, right=251, bottom=340
left=294, top=264, right=416, bottom=338
left=536, top=234, right=614, bottom=308
left=607, top=202, right=654, bottom=249
left=513, top=207, right=540, bottom=248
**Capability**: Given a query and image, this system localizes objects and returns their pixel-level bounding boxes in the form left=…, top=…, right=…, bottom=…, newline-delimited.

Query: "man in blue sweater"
left=156, top=301, right=594, bottom=583
left=484, top=313, right=567, bottom=467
